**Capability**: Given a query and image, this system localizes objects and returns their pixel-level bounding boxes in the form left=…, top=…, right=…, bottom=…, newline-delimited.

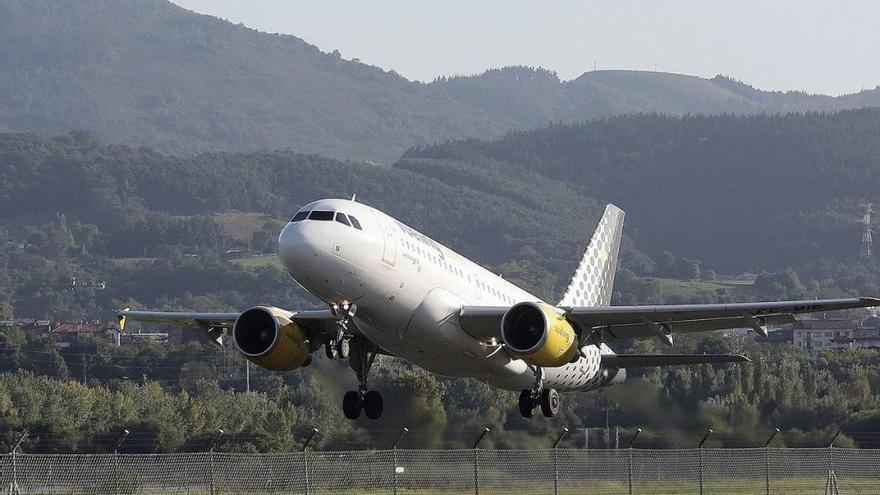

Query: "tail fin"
left=558, top=204, right=625, bottom=307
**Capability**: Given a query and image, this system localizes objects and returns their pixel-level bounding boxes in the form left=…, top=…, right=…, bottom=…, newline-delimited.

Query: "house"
left=792, top=319, right=880, bottom=358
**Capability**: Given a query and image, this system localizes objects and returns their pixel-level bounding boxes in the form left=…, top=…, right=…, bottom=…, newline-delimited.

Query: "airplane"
left=117, top=198, right=880, bottom=419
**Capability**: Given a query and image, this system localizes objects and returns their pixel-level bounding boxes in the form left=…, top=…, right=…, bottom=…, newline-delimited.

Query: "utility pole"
left=245, top=361, right=250, bottom=392
left=605, top=407, right=610, bottom=448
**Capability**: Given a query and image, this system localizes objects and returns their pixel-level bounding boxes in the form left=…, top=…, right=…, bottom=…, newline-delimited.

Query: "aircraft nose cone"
left=277, top=222, right=322, bottom=271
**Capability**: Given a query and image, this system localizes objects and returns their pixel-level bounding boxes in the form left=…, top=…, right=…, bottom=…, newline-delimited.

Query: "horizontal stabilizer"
left=602, top=353, right=750, bottom=368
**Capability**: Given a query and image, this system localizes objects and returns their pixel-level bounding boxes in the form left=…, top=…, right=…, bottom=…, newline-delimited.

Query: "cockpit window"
left=308, top=210, right=334, bottom=221
left=335, top=212, right=351, bottom=226
left=290, top=211, right=309, bottom=222
left=348, top=215, right=363, bottom=230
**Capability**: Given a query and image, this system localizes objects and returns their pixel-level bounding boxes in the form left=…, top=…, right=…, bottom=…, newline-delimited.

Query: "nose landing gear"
left=342, top=337, right=384, bottom=420
left=517, top=366, right=560, bottom=418
left=326, top=302, right=356, bottom=359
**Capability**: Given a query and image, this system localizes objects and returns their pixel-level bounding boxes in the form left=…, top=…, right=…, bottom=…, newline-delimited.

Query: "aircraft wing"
left=459, top=297, right=880, bottom=345
left=116, top=308, right=341, bottom=346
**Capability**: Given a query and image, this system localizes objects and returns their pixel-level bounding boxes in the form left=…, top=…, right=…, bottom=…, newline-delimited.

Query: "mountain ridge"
left=1, top=0, right=879, bottom=163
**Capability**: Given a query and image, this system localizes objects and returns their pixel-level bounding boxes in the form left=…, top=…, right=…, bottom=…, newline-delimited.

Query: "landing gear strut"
left=342, top=337, right=383, bottom=420
left=326, top=303, right=356, bottom=360
left=518, top=366, right=560, bottom=418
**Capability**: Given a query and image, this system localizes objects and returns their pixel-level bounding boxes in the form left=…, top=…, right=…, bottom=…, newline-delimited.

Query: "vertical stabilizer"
left=558, top=204, right=625, bottom=307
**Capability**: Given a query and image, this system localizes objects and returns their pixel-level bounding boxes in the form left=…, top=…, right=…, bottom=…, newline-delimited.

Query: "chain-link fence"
left=2, top=448, right=879, bottom=494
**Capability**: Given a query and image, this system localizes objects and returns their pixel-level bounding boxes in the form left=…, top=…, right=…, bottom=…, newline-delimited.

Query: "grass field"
left=230, top=254, right=283, bottom=269
left=212, top=211, right=278, bottom=243
left=81, top=478, right=875, bottom=495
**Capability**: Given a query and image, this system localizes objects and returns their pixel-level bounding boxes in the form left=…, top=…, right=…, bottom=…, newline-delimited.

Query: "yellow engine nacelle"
left=232, top=306, right=311, bottom=371
left=500, top=302, right=579, bottom=367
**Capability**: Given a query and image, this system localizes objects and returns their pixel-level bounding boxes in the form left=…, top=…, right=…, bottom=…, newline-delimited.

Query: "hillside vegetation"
left=402, top=109, right=880, bottom=272
left=1, top=0, right=879, bottom=163
left=3, top=109, right=880, bottom=451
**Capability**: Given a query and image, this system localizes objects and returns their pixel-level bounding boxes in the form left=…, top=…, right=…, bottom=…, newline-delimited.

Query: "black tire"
left=518, top=390, right=534, bottom=418
left=343, top=391, right=361, bottom=419
left=363, top=390, right=383, bottom=420
left=325, top=339, right=338, bottom=360
left=337, top=338, right=350, bottom=360
left=540, top=388, right=560, bottom=418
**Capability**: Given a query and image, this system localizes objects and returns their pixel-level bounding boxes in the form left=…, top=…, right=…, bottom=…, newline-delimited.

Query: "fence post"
left=392, top=427, right=408, bottom=495
left=764, top=428, right=779, bottom=495
left=698, top=429, right=712, bottom=495
left=112, top=429, right=129, bottom=495
left=552, top=428, right=569, bottom=495
left=10, top=431, right=27, bottom=495
left=627, top=428, right=641, bottom=495
left=826, top=431, right=841, bottom=495
left=209, top=429, right=225, bottom=495
left=473, top=428, right=490, bottom=495
left=302, top=428, right=317, bottom=495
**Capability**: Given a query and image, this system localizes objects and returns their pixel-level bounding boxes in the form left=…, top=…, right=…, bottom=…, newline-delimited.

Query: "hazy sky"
left=172, top=1, right=879, bottom=96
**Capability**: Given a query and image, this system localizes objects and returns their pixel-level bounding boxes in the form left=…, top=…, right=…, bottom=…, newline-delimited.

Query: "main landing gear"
left=324, top=302, right=383, bottom=420
left=518, top=366, right=560, bottom=418
left=342, top=337, right=383, bottom=420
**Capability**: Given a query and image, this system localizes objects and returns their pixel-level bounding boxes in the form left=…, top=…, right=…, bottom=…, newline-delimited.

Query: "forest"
left=3, top=108, right=880, bottom=452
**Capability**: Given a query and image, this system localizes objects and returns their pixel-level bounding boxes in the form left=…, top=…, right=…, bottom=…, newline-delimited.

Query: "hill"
left=4, top=109, right=880, bottom=321
left=3, top=116, right=880, bottom=451
left=401, top=108, right=880, bottom=273
left=1, top=0, right=880, bottom=163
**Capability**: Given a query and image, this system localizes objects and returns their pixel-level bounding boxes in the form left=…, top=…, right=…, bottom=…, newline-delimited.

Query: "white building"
left=792, top=319, right=880, bottom=358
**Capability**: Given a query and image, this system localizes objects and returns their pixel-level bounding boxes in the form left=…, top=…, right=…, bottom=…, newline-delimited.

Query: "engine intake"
left=501, top=302, right=579, bottom=367
left=233, top=306, right=311, bottom=371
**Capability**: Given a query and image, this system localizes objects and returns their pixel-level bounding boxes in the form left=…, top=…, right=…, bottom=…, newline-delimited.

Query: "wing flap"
left=567, top=298, right=879, bottom=326
left=116, top=310, right=239, bottom=331
left=594, top=314, right=796, bottom=341
left=602, top=353, right=750, bottom=368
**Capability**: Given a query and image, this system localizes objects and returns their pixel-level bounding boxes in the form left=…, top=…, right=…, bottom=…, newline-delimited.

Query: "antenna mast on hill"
left=862, top=203, right=873, bottom=259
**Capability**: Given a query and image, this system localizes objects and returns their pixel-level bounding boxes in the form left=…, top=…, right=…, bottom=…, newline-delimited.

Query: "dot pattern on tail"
left=558, top=205, right=625, bottom=308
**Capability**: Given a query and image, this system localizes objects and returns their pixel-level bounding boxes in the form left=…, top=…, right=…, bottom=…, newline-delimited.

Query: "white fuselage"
left=278, top=199, right=616, bottom=392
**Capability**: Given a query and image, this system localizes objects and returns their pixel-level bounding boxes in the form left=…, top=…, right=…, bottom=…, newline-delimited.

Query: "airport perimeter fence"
left=3, top=447, right=880, bottom=495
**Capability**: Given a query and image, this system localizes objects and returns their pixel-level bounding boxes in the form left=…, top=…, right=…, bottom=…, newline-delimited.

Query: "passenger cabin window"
left=349, top=216, right=363, bottom=230
left=291, top=211, right=309, bottom=222
left=335, top=213, right=351, bottom=226
left=309, top=210, right=334, bottom=221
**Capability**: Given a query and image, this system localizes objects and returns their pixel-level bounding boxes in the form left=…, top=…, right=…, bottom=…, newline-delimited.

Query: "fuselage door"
left=375, top=214, right=398, bottom=266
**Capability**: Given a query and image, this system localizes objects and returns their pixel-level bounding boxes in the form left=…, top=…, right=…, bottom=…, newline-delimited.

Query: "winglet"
left=116, top=308, right=129, bottom=333
left=859, top=297, right=880, bottom=307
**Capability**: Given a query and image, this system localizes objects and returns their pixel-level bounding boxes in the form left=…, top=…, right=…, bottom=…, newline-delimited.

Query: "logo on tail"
left=558, top=204, right=625, bottom=308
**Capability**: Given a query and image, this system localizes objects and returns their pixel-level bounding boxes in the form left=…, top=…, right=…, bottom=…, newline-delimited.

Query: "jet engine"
left=501, top=302, right=579, bottom=367
left=233, top=306, right=311, bottom=371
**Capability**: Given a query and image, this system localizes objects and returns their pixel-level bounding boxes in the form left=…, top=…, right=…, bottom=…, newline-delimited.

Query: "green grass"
left=91, top=478, right=879, bottom=495
left=212, top=211, right=278, bottom=243
left=230, top=255, right=283, bottom=269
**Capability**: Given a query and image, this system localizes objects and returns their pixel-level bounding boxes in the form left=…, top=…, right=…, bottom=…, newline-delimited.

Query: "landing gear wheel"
left=343, top=391, right=361, bottom=419
left=325, top=339, right=338, bottom=360
left=336, top=338, right=350, bottom=359
left=540, top=388, right=560, bottom=418
left=363, top=390, right=383, bottom=419
left=518, top=390, right=535, bottom=418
